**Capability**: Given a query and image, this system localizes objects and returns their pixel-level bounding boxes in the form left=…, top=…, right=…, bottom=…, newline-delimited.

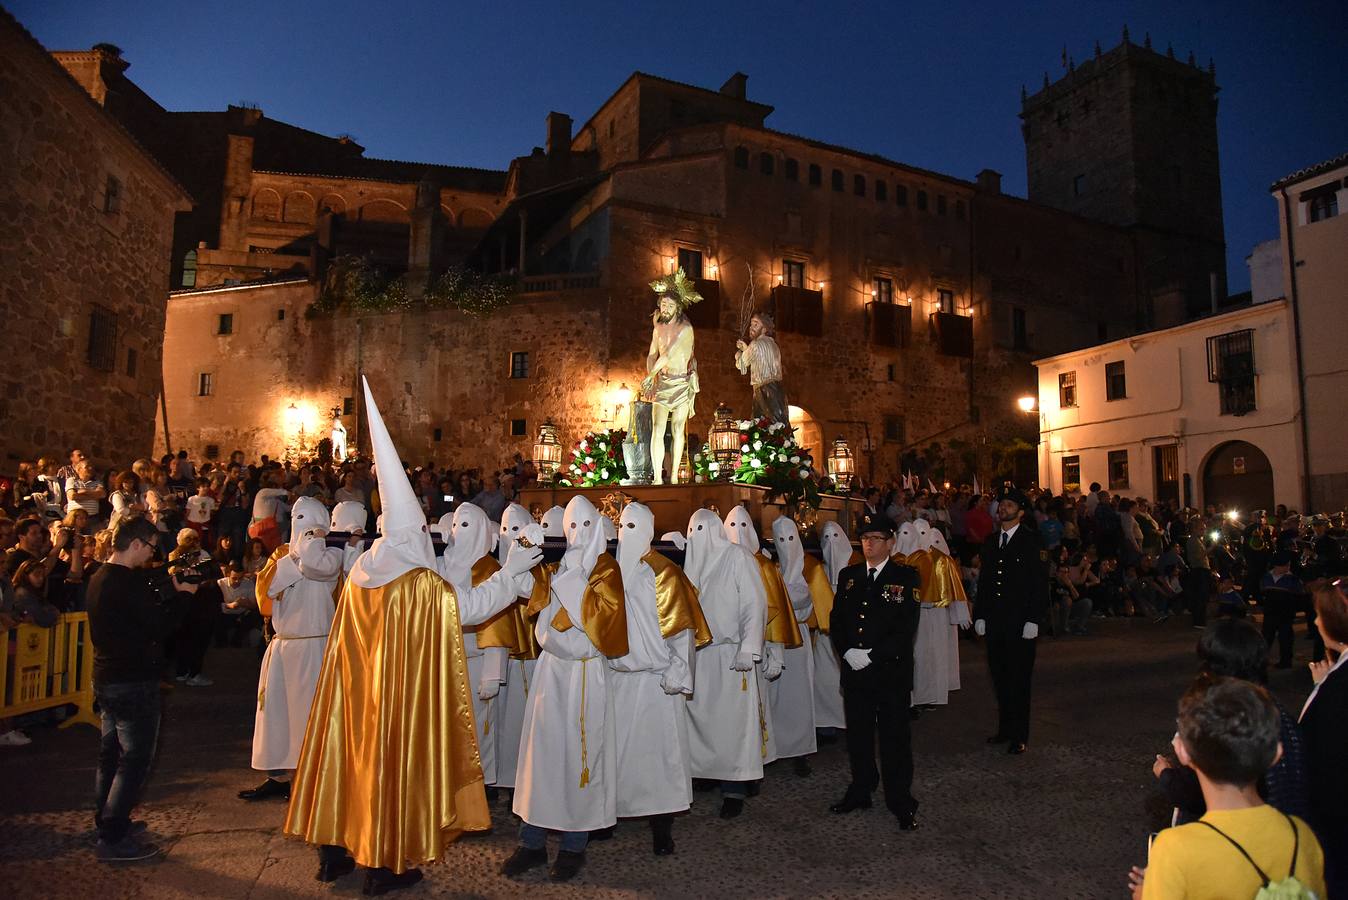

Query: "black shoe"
left=719, top=797, right=745, bottom=819
left=691, top=778, right=717, bottom=792
left=316, top=855, right=355, bottom=882
left=588, top=825, right=615, bottom=841
left=95, top=837, right=161, bottom=862
left=792, top=757, right=812, bottom=777
left=816, top=730, right=839, bottom=745
left=1008, top=742, right=1027, bottom=755
left=745, top=780, right=762, bottom=797
left=650, top=816, right=675, bottom=856
left=500, top=846, right=549, bottom=879
left=829, top=793, right=872, bottom=814
left=909, top=706, right=922, bottom=721
left=897, top=811, right=919, bottom=831
left=238, top=778, right=291, bottom=801
left=362, top=867, right=422, bottom=896
left=549, top=849, right=585, bottom=882
left=986, top=734, right=1010, bottom=745
left=484, top=785, right=500, bottom=806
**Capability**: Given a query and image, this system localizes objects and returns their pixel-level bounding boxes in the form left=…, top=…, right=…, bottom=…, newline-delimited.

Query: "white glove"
left=659, top=669, right=684, bottom=695
left=974, top=619, right=987, bottom=637
left=730, top=650, right=755, bottom=672
left=502, top=544, right=544, bottom=577
left=1021, top=622, right=1039, bottom=640
left=762, top=655, right=784, bottom=681
left=660, top=531, right=687, bottom=551
left=478, top=679, right=501, bottom=701
left=843, top=648, right=872, bottom=671
left=949, top=602, right=972, bottom=629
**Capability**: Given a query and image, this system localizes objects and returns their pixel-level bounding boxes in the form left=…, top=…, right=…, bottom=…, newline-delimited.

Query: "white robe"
left=493, top=656, right=536, bottom=789
left=444, top=571, right=510, bottom=785
left=686, top=546, right=768, bottom=782
left=251, top=533, right=341, bottom=771
left=911, top=604, right=957, bottom=706
left=610, top=558, right=695, bottom=817
left=766, top=583, right=817, bottom=758
left=512, top=564, right=617, bottom=832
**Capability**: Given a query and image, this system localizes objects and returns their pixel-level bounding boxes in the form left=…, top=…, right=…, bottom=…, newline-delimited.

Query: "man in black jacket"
left=974, top=485, right=1049, bottom=755
left=828, top=514, right=923, bottom=830
left=86, top=517, right=198, bottom=862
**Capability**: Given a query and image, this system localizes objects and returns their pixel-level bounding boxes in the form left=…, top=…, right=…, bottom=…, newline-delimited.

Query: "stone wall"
left=0, top=12, right=189, bottom=468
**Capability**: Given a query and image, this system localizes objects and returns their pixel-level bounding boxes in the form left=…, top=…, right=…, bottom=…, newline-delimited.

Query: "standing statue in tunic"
left=643, top=269, right=702, bottom=485
left=330, top=414, right=348, bottom=461
left=735, top=312, right=788, bottom=426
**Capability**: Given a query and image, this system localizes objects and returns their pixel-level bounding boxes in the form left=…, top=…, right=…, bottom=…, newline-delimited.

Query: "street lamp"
left=708, top=403, right=740, bottom=480
left=826, top=435, right=855, bottom=491
left=532, top=420, right=563, bottom=484
left=1017, top=395, right=1037, bottom=413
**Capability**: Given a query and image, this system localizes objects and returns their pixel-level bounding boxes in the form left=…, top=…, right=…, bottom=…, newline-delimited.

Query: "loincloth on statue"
left=651, top=371, right=699, bottom=416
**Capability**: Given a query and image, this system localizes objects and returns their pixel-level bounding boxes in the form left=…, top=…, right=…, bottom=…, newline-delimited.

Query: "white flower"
left=580, top=440, right=589, bottom=450
left=695, top=475, right=705, bottom=483
left=584, top=456, right=593, bottom=464
left=738, top=420, right=752, bottom=429
left=777, top=453, right=788, bottom=463
left=753, top=440, right=763, bottom=451
left=791, top=455, right=800, bottom=464
left=709, top=461, right=720, bottom=471
left=600, top=468, right=610, bottom=479
left=741, top=444, right=750, bottom=453
left=799, top=468, right=810, bottom=478
left=771, top=422, right=784, bottom=432
left=750, top=458, right=763, bottom=469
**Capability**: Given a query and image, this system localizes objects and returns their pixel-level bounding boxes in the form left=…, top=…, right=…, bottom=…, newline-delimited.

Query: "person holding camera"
left=86, top=516, right=199, bottom=862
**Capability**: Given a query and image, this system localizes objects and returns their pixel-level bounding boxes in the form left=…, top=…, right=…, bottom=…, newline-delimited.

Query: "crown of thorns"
left=649, top=267, right=704, bottom=311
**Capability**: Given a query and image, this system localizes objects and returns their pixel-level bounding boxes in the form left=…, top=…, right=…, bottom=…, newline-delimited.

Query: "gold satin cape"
left=527, top=553, right=630, bottom=658
left=755, top=553, right=803, bottom=648
left=895, top=548, right=965, bottom=608
left=801, top=555, right=836, bottom=633
left=254, top=544, right=290, bottom=618
left=475, top=560, right=545, bottom=660
left=644, top=550, right=713, bottom=648
left=283, top=567, right=488, bottom=874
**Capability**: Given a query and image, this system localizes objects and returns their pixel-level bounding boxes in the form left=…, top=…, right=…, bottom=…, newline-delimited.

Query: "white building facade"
left=1033, top=300, right=1301, bottom=513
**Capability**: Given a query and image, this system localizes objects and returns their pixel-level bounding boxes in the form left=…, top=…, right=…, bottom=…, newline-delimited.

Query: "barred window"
left=1106, top=361, right=1126, bottom=401
left=1207, top=329, right=1256, bottom=415
left=510, top=351, right=530, bottom=379
left=1058, top=371, right=1077, bottom=408
left=87, top=306, right=117, bottom=372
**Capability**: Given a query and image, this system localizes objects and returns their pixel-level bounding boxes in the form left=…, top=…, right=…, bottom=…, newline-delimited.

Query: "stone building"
left=0, top=12, right=191, bottom=466
left=1021, top=30, right=1226, bottom=328
left=49, top=34, right=1225, bottom=484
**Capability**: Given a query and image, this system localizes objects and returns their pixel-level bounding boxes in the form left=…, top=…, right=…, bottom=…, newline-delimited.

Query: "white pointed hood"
left=820, top=521, right=852, bottom=587
left=290, top=496, right=331, bottom=543
left=601, top=514, right=617, bottom=544
left=919, top=522, right=951, bottom=555
left=617, top=501, right=655, bottom=583
left=561, top=494, right=607, bottom=575
left=497, top=503, right=543, bottom=565
left=685, top=507, right=731, bottom=589
left=771, top=515, right=807, bottom=595
left=348, top=377, right=437, bottom=589
left=330, top=500, right=367, bottom=534
left=541, top=505, right=566, bottom=538
left=723, top=505, right=760, bottom=552
left=443, top=502, right=495, bottom=586
left=895, top=521, right=920, bottom=556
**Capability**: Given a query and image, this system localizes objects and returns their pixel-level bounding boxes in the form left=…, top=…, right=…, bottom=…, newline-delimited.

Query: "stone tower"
left=1021, top=33, right=1226, bottom=327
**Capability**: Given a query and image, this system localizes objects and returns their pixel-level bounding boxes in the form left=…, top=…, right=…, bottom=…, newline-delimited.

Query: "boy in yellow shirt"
left=1130, top=678, right=1325, bottom=899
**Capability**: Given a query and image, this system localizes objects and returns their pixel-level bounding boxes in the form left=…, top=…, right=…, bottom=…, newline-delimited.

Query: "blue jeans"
left=94, top=680, right=161, bottom=842
left=520, top=822, right=588, bottom=853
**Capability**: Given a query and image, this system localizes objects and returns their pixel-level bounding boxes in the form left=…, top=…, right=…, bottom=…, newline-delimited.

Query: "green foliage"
left=558, top=429, right=629, bottom=487
left=730, top=417, right=821, bottom=508
left=310, top=255, right=517, bottom=317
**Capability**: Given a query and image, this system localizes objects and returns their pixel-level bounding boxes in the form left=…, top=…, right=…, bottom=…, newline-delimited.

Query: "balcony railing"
left=768, top=285, right=824, bottom=337
left=930, top=311, right=973, bottom=357
left=866, top=301, right=911, bottom=347
left=517, top=272, right=601, bottom=294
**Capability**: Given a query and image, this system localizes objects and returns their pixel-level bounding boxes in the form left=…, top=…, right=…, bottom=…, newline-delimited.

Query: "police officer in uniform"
left=828, top=514, right=923, bottom=830
left=974, top=485, right=1048, bottom=756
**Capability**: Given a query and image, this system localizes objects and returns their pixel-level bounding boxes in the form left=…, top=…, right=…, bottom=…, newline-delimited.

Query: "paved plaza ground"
left=0, top=614, right=1320, bottom=899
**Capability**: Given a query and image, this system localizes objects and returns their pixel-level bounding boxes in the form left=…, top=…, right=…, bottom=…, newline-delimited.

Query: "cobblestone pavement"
left=1, top=615, right=1319, bottom=899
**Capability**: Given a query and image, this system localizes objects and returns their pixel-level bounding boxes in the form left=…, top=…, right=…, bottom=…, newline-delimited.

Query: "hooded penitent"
left=443, top=503, right=496, bottom=588
left=724, top=506, right=800, bottom=650
left=819, top=521, right=853, bottom=588
left=766, top=514, right=818, bottom=759
left=812, top=520, right=851, bottom=730
left=541, top=505, right=565, bottom=539
left=331, top=501, right=366, bottom=534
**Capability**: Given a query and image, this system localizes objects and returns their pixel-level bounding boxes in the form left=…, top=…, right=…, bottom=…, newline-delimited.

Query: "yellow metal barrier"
left=1, top=612, right=99, bottom=729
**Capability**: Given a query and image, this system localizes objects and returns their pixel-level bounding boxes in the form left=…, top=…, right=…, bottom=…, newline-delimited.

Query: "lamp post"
left=533, top=420, right=563, bottom=485
left=708, top=403, right=740, bottom=480
left=826, top=435, right=855, bottom=492
left=1017, top=395, right=1037, bottom=413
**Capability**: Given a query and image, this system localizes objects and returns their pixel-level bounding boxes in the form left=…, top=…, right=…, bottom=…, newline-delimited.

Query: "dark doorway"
left=1202, top=440, right=1274, bottom=514
left=1153, top=444, right=1179, bottom=508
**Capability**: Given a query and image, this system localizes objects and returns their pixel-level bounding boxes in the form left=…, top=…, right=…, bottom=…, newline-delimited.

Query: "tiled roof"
left=1270, top=152, right=1348, bottom=191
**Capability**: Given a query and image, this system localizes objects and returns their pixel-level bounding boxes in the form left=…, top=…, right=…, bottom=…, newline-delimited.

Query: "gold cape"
left=644, top=550, right=712, bottom=648
left=283, top=567, right=488, bottom=873
left=529, top=554, right=629, bottom=658
left=802, top=555, right=836, bottom=634
left=908, top=547, right=967, bottom=608
left=756, top=553, right=803, bottom=648
left=254, top=544, right=290, bottom=619
left=475, top=561, right=546, bottom=661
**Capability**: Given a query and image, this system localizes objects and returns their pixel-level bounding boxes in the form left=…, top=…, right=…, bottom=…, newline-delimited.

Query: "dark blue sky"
left=15, top=0, right=1346, bottom=291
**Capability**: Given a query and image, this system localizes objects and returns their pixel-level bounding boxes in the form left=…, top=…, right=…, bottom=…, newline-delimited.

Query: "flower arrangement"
left=691, top=443, right=719, bottom=483
left=558, top=429, right=628, bottom=487
left=730, top=418, right=821, bottom=507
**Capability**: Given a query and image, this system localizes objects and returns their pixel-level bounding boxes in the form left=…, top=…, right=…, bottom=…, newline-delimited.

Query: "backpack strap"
left=1196, top=820, right=1271, bottom=887
left=1283, top=812, right=1300, bottom=880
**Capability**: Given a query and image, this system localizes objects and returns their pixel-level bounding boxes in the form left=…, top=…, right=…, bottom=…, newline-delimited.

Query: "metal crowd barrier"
left=0, top=612, right=99, bottom=729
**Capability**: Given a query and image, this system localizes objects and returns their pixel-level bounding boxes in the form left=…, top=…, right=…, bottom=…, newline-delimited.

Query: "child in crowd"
left=1215, top=576, right=1248, bottom=618
left=185, top=478, right=217, bottom=544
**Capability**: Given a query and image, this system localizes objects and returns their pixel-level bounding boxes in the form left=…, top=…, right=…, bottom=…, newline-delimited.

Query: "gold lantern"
left=708, top=403, right=740, bottom=480
left=826, top=435, right=855, bottom=491
left=533, top=420, right=563, bottom=484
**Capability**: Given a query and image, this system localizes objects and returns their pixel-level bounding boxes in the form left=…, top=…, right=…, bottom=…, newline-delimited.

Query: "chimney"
left=976, top=169, right=1002, bottom=194
left=719, top=72, right=748, bottom=100
left=546, top=112, right=572, bottom=158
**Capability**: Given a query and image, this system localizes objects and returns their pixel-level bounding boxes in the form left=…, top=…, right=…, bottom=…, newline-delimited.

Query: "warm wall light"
left=826, top=435, right=855, bottom=490
left=664, top=256, right=676, bottom=274
left=774, top=273, right=783, bottom=285
left=1017, top=395, right=1037, bottom=413
left=817, top=280, right=827, bottom=291
left=707, top=261, right=719, bottom=279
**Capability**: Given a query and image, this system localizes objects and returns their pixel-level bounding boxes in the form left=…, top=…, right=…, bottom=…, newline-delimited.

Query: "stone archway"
left=1202, top=440, right=1274, bottom=514
left=788, top=404, right=823, bottom=459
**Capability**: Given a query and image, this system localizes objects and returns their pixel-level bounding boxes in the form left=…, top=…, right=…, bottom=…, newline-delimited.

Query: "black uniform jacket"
left=830, top=559, right=922, bottom=688
left=974, top=524, right=1050, bottom=637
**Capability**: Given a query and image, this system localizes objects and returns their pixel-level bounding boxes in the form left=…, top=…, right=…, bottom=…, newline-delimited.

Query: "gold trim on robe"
left=915, top=548, right=967, bottom=608
left=546, top=554, right=630, bottom=658
left=254, top=544, right=290, bottom=619
left=644, top=550, right=712, bottom=648
left=284, top=567, right=488, bottom=874
left=802, top=555, right=835, bottom=634
left=756, top=553, right=803, bottom=649
left=475, top=562, right=546, bottom=661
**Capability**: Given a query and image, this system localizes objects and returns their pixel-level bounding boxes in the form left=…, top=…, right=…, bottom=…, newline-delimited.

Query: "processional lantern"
left=533, top=420, right=563, bottom=484
left=709, top=403, right=740, bottom=480
left=826, top=435, right=855, bottom=491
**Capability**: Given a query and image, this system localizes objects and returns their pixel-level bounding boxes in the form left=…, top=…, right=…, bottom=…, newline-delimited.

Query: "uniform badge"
left=845, top=577, right=855, bottom=590
left=881, top=584, right=906, bottom=604
left=1039, top=550, right=1049, bottom=562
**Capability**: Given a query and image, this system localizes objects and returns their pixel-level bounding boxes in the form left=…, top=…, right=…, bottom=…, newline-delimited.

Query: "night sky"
left=14, top=0, right=1346, bottom=292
